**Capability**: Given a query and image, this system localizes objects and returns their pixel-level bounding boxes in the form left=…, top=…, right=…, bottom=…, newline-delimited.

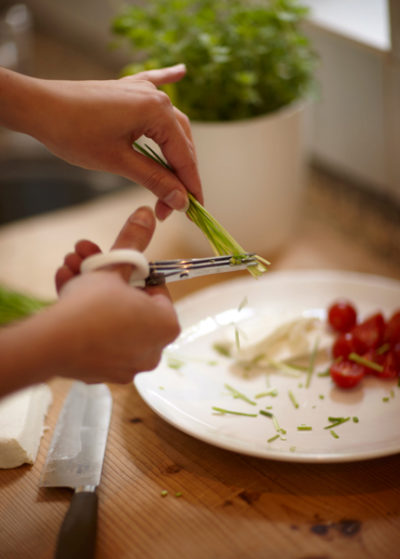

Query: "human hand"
left=51, top=206, right=180, bottom=384
left=23, top=65, right=202, bottom=220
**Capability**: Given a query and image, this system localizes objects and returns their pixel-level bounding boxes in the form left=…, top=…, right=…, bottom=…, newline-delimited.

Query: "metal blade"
left=40, top=381, right=112, bottom=489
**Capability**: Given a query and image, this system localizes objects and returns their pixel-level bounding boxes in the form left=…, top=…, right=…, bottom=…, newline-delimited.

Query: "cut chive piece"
left=259, top=410, right=273, bottom=418
left=324, top=417, right=350, bottom=429
left=353, top=416, right=359, bottom=423
left=254, top=388, right=279, bottom=398
left=213, top=342, right=231, bottom=357
left=382, top=397, right=390, bottom=403
left=376, top=343, right=390, bottom=355
left=267, top=434, right=280, bottom=443
left=288, top=390, right=300, bottom=409
left=161, top=490, right=168, bottom=497
left=167, top=357, right=185, bottom=370
left=224, top=384, right=256, bottom=405
left=305, top=338, right=319, bottom=388
left=297, top=425, right=312, bottom=431
left=317, top=369, right=330, bottom=377
left=212, top=406, right=258, bottom=417
left=349, top=352, right=384, bottom=373
left=330, top=430, right=339, bottom=439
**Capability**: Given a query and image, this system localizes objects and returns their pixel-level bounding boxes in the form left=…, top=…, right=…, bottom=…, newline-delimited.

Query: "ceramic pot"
left=183, top=102, right=307, bottom=258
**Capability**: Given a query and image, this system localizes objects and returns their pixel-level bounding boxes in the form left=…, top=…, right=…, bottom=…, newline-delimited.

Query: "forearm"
left=0, top=310, right=63, bottom=398
left=0, top=66, right=46, bottom=138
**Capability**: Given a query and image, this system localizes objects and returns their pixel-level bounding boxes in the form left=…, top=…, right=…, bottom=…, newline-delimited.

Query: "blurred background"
left=0, top=0, right=399, bottom=263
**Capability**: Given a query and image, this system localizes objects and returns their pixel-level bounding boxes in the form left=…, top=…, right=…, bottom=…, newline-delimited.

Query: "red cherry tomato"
left=332, top=332, right=357, bottom=359
left=392, top=343, right=400, bottom=369
left=377, top=351, right=400, bottom=379
left=328, top=300, right=357, bottom=333
left=351, top=313, right=385, bottom=353
left=329, top=360, right=365, bottom=389
left=384, top=310, right=400, bottom=345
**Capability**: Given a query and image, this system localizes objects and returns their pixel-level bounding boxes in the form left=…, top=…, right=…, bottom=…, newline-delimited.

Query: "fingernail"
left=163, top=190, right=189, bottom=212
left=129, top=207, right=154, bottom=228
left=172, top=63, right=186, bottom=71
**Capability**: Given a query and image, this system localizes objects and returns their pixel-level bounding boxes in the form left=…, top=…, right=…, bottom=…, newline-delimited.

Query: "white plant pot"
left=183, top=102, right=307, bottom=258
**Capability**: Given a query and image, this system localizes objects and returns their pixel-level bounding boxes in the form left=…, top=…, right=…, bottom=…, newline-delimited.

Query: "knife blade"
left=40, top=381, right=112, bottom=559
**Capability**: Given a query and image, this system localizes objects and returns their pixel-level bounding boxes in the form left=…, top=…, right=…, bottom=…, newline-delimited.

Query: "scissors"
left=80, top=249, right=259, bottom=287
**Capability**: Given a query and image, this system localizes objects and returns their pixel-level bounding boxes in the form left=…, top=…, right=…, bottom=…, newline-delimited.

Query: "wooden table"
left=1, top=175, right=400, bottom=559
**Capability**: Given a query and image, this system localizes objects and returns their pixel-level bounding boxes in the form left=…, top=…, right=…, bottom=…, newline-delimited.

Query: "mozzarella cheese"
left=0, top=384, right=52, bottom=468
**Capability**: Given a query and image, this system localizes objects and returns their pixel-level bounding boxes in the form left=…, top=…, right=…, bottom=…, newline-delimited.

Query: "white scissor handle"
left=80, top=249, right=150, bottom=287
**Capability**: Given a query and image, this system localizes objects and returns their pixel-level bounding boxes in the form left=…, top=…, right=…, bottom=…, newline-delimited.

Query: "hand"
left=50, top=206, right=180, bottom=384
left=0, top=65, right=203, bottom=220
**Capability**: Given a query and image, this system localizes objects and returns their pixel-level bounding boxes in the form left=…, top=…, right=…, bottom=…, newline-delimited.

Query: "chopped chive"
left=390, top=389, right=395, bottom=398
left=288, top=390, right=300, bottom=409
left=254, top=388, right=279, bottom=398
left=353, top=416, right=359, bottom=423
left=305, top=338, right=319, bottom=388
left=319, top=394, right=325, bottom=400
left=238, top=297, right=248, bottom=312
left=213, top=342, right=231, bottom=357
left=268, top=360, right=301, bottom=377
left=330, top=430, right=339, bottom=439
left=161, top=490, right=168, bottom=497
left=290, top=446, right=296, bottom=452
left=224, top=384, right=256, bottom=405
left=267, top=434, right=280, bottom=443
left=317, top=369, right=330, bottom=377
left=259, top=410, right=274, bottom=418
left=324, top=417, right=350, bottom=429
left=297, top=425, right=312, bottom=431
left=175, top=492, right=183, bottom=498
left=376, top=343, right=390, bottom=355
left=212, top=406, right=257, bottom=417
left=349, top=352, right=384, bottom=373
left=167, top=357, right=185, bottom=370
left=234, top=326, right=241, bottom=351
left=158, top=386, right=165, bottom=390
left=382, top=397, right=390, bottom=403
left=272, top=415, right=281, bottom=432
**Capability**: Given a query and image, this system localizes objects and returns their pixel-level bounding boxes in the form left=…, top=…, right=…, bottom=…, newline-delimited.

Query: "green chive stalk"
left=134, top=142, right=270, bottom=277
left=0, top=285, right=51, bottom=325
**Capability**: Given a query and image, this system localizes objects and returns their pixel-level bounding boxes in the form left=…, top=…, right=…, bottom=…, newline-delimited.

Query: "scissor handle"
left=80, top=249, right=149, bottom=287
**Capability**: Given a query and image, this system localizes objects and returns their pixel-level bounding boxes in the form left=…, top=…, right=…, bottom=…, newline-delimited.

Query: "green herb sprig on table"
left=134, top=142, right=270, bottom=278
left=0, top=285, right=51, bottom=325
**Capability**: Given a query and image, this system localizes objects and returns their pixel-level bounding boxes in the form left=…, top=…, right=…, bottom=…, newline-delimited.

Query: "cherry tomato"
left=377, top=351, right=400, bottom=379
left=351, top=313, right=385, bottom=353
left=332, top=332, right=357, bottom=359
left=329, top=360, right=365, bottom=389
left=384, top=310, right=400, bottom=345
left=328, top=300, right=357, bottom=333
left=360, top=349, right=385, bottom=376
left=392, top=342, right=400, bottom=369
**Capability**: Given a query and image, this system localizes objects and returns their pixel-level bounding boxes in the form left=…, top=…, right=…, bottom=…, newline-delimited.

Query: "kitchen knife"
left=40, top=381, right=112, bottom=559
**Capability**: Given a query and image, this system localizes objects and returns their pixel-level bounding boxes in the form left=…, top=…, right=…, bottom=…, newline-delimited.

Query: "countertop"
left=1, top=166, right=400, bottom=559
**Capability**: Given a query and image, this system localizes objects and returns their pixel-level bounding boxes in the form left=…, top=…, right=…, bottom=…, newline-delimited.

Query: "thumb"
left=110, top=206, right=156, bottom=283
left=128, top=64, right=187, bottom=87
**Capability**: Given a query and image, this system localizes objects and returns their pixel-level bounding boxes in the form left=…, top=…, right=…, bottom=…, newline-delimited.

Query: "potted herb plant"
left=112, top=0, right=316, bottom=256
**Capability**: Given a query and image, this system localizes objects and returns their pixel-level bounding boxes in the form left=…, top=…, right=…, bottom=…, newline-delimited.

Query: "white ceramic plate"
left=134, top=270, right=400, bottom=463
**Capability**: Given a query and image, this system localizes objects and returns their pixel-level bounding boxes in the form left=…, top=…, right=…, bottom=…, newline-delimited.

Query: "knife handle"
left=54, top=491, right=98, bottom=559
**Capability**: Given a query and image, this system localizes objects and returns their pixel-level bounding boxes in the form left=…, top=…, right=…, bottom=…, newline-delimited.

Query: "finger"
left=154, top=199, right=173, bottom=221
left=64, top=252, right=81, bottom=274
left=128, top=64, right=187, bottom=87
left=119, top=145, right=190, bottom=212
left=75, top=240, right=102, bottom=259
left=55, top=265, right=75, bottom=294
left=143, top=109, right=203, bottom=205
left=110, top=206, right=156, bottom=283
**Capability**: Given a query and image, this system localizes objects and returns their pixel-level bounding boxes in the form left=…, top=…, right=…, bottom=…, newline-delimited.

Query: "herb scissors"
left=80, top=249, right=259, bottom=287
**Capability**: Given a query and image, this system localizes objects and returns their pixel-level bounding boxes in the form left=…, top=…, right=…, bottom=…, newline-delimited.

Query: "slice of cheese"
left=0, top=384, right=52, bottom=468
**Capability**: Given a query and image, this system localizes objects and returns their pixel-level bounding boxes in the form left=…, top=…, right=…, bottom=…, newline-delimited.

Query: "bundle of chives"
left=134, top=142, right=270, bottom=278
left=0, top=285, right=51, bottom=325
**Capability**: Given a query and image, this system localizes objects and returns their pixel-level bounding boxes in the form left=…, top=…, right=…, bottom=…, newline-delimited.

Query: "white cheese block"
left=0, top=384, right=52, bottom=468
